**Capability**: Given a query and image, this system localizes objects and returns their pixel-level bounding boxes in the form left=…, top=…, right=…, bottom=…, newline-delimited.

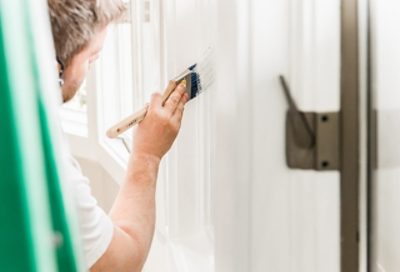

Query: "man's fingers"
left=173, top=92, right=189, bottom=115
left=149, top=92, right=162, bottom=110
left=164, top=84, right=186, bottom=114
left=171, top=94, right=188, bottom=124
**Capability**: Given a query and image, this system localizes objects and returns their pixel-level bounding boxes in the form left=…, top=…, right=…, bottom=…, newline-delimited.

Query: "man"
left=48, top=0, right=189, bottom=271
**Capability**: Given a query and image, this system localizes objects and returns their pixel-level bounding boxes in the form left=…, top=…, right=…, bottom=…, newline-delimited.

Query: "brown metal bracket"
left=280, top=75, right=340, bottom=171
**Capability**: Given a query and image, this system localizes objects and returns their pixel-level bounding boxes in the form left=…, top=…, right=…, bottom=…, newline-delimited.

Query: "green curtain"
left=0, top=0, right=83, bottom=271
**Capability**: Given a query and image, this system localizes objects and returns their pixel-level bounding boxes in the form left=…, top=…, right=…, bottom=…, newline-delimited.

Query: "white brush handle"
left=106, top=80, right=178, bottom=139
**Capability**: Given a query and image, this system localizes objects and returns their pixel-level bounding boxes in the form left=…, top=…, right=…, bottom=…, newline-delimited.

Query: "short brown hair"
left=48, top=0, right=126, bottom=66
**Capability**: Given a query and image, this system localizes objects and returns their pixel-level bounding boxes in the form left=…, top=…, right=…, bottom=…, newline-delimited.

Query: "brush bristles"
left=190, top=72, right=200, bottom=99
left=188, top=48, right=215, bottom=99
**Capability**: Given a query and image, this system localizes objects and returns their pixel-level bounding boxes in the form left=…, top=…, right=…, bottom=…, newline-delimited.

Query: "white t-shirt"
left=55, top=96, right=113, bottom=268
left=62, top=152, right=114, bottom=268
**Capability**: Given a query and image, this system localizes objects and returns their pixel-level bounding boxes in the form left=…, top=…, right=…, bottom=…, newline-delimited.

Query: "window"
left=95, top=0, right=164, bottom=163
left=96, top=17, right=135, bottom=161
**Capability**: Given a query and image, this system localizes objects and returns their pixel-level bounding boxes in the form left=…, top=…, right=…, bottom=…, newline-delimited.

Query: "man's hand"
left=133, top=81, right=189, bottom=160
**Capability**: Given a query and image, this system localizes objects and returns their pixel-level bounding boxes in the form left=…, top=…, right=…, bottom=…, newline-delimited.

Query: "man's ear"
left=56, top=57, right=65, bottom=86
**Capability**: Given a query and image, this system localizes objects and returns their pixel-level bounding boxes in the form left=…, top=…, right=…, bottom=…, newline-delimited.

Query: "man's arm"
left=91, top=81, right=189, bottom=271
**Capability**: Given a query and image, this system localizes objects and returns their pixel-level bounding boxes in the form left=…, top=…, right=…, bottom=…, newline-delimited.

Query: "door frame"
left=340, top=0, right=362, bottom=271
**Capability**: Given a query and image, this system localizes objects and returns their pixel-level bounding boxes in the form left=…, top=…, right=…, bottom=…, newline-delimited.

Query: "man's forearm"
left=92, top=83, right=187, bottom=271
left=109, top=152, right=161, bottom=267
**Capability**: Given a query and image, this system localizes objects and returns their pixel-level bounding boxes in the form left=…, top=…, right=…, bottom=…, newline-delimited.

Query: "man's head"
left=48, top=0, right=126, bottom=102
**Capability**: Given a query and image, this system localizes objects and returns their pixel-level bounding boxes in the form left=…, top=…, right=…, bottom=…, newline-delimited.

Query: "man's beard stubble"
left=62, top=79, right=82, bottom=103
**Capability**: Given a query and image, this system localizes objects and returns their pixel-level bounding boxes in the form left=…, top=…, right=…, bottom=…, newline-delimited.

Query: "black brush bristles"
left=189, top=72, right=201, bottom=99
left=179, top=49, right=214, bottom=100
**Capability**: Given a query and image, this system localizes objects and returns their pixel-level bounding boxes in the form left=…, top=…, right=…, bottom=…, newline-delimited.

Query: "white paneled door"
left=214, top=0, right=341, bottom=272
left=143, top=0, right=345, bottom=271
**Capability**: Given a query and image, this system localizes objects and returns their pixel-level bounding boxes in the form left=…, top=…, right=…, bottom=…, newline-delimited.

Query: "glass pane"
left=98, top=23, right=134, bottom=135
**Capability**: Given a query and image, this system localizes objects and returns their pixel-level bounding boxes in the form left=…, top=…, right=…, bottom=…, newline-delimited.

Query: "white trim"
left=358, top=0, right=369, bottom=271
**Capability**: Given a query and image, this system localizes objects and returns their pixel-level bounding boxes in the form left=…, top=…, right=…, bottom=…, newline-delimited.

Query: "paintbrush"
left=106, top=50, right=214, bottom=139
